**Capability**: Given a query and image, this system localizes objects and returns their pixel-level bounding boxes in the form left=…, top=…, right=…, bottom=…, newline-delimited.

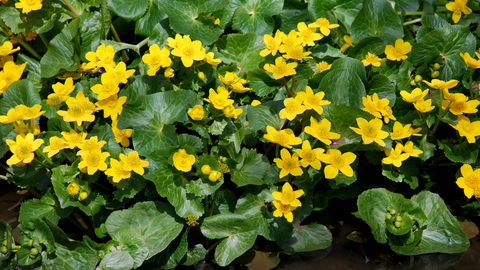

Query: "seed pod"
left=410, top=80, right=416, bottom=86
left=414, top=75, right=422, bottom=82
left=386, top=213, right=392, bottom=220
left=2, top=240, right=7, bottom=246
left=433, top=63, right=440, bottom=70
left=396, top=215, right=403, bottom=222
left=395, top=221, right=402, bottom=228
left=28, top=239, right=34, bottom=247
left=390, top=209, right=396, bottom=215
left=432, top=71, right=439, bottom=78
left=1, top=246, right=7, bottom=254
left=30, top=247, right=39, bottom=258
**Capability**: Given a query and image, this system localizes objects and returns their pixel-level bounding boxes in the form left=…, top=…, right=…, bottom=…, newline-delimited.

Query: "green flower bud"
left=30, top=247, right=39, bottom=258
left=433, top=63, right=440, bottom=70
left=432, top=70, right=439, bottom=78
left=28, top=239, right=34, bottom=247
left=396, top=215, right=403, bottom=222
left=390, top=209, right=396, bottom=215
left=386, top=213, right=392, bottom=220
left=410, top=80, right=416, bottom=86
left=414, top=75, right=422, bottom=82
left=1, top=246, right=7, bottom=254
left=395, top=221, right=402, bottom=228
left=2, top=240, right=7, bottom=246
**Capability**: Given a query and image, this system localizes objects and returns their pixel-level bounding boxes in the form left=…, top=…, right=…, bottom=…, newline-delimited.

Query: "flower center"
left=304, top=150, right=315, bottom=161
left=183, top=46, right=195, bottom=58
left=274, top=131, right=289, bottom=144
left=87, top=153, right=99, bottom=166
left=331, top=155, right=344, bottom=168
left=283, top=158, right=296, bottom=170
left=464, top=174, right=480, bottom=189
left=70, top=104, right=83, bottom=117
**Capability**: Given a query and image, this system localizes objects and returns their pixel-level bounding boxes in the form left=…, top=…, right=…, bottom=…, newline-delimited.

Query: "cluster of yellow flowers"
left=171, top=149, right=223, bottom=182
left=272, top=182, right=304, bottom=222
left=0, top=41, right=26, bottom=95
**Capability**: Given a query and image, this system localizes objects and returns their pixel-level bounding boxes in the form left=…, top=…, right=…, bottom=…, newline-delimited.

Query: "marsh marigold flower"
left=319, top=149, right=356, bottom=179
left=460, top=52, right=480, bottom=69
left=272, top=200, right=297, bottom=222
left=400, top=88, right=429, bottom=103
left=297, top=22, right=323, bottom=46
left=120, top=151, right=149, bottom=175
left=315, top=61, right=331, bottom=73
left=279, top=30, right=302, bottom=53
left=0, top=41, right=20, bottom=56
left=6, top=133, right=44, bottom=165
left=279, top=95, right=306, bottom=120
left=91, top=74, right=121, bottom=100
left=350, top=117, right=389, bottom=147
left=414, top=99, right=435, bottom=113
left=48, top=78, right=76, bottom=105
left=442, top=93, right=480, bottom=115
left=105, top=159, right=131, bottom=183
left=112, top=120, right=132, bottom=147
left=57, top=92, right=96, bottom=126
left=260, top=30, right=284, bottom=57
left=208, top=171, right=222, bottom=182
left=61, top=129, right=87, bottom=149
left=446, top=0, right=472, bottom=23
left=78, top=149, right=110, bottom=175
left=297, top=86, right=330, bottom=115
left=76, top=136, right=107, bottom=157
left=104, top=62, right=135, bottom=84
left=219, top=72, right=240, bottom=86
left=390, top=122, right=412, bottom=141
left=283, top=44, right=313, bottom=61
left=142, top=44, right=172, bottom=76
left=384, top=39, right=412, bottom=61
left=43, top=136, right=69, bottom=158
left=67, top=183, right=80, bottom=196
left=450, top=115, right=480, bottom=143
left=403, top=141, right=423, bottom=157
left=222, top=105, right=243, bottom=119
left=456, top=164, right=480, bottom=198
left=173, top=149, right=195, bottom=172
left=362, top=52, right=385, bottom=67
left=204, top=86, right=234, bottom=110
left=85, top=44, right=116, bottom=69
left=272, top=182, right=304, bottom=207
left=170, top=34, right=206, bottom=68
left=293, top=140, right=324, bottom=170
left=340, top=35, right=353, bottom=53
left=0, top=106, right=23, bottom=124
left=274, top=148, right=303, bottom=179
left=0, top=61, right=27, bottom=94
left=382, top=143, right=410, bottom=167
left=309, top=18, right=339, bottom=36
left=304, top=117, right=341, bottom=145
left=264, top=126, right=302, bottom=149
left=264, top=57, right=297, bottom=80
left=188, top=105, right=205, bottom=121
left=15, top=0, right=42, bottom=14
left=95, top=94, right=127, bottom=121
left=422, top=79, right=459, bottom=91
left=204, top=52, right=221, bottom=65
left=17, top=104, right=45, bottom=120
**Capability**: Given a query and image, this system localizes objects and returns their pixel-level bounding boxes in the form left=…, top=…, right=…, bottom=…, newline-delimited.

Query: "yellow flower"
left=0, top=106, right=23, bottom=124
left=95, top=94, right=127, bottom=121
left=171, top=34, right=206, bottom=68
left=166, top=34, right=182, bottom=50
left=43, top=136, right=69, bottom=158
left=203, top=52, right=222, bottom=65
left=112, top=120, right=132, bottom=147
left=260, top=30, right=284, bottom=57
left=456, top=164, right=480, bottom=198
left=403, top=141, right=423, bottom=157
left=414, top=99, right=435, bottom=113
left=283, top=44, right=313, bottom=61
left=48, top=78, right=75, bottom=105
left=409, top=127, right=422, bottom=136
left=264, top=57, right=297, bottom=80
left=350, top=117, right=389, bottom=147
left=362, top=93, right=394, bottom=122
left=188, top=105, right=205, bottom=121
left=61, top=129, right=88, bottom=149
left=446, top=0, right=472, bottom=23
left=204, top=86, right=234, bottom=110
left=340, top=35, right=353, bottom=53
left=105, top=159, right=131, bottom=183
left=274, top=148, right=303, bottom=178
left=76, top=136, right=107, bottom=157
left=293, top=140, right=324, bottom=170
left=164, top=67, right=174, bottom=78
left=315, top=61, right=331, bottom=73
left=309, top=18, right=339, bottom=36
left=230, top=80, right=252, bottom=93
left=208, top=170, right=222, bottom=182
left=67, top=183, right=80, bottom=196
left=13, top=121, right=40, bottom=136
left=319, top=149, right=356, bottom=179
left=119, top=151, right=149, bottom=175
left=382, top=143, right=410, bottom=167
left=263, top=126, right=302, bottom=149
left=173, top=149, right=196, bottom=172
left=104, top=62, right=135, bottom=84
left=219, top=72, right=240, bottom=86
left=251, top=100, right=261, bottom=106
left=0, top=55, right=14, bottom=69
left=57, top=92, right=96, bottom=126
left=17, top=104, right=45, bottom=120
left=15, top=0, right=42, bottom=14
left=304, top=117, right=341, bottom=145
left=400, top=88, right=429, bottom=103
left=450, top=115, right=480, bottom=143
left=6, top=133, right=43, bottom=165
left=362, top=52, right=385, bottom=67
left=91, top=74, right=121, bottom=100
left=272, top=182, right=304, bottom=207
left=222, top=105, right=243, bottom=119
left=390, top=122, right=412, bottom=141
left=78, top=149, right=110, bottom=175
left=384, top=39, right=412, bottom=61
left=297, top=22, right=323, bottom=46
left=185, top=213, right=200, bottom=226
left=0, top=41, right=20, bottom=56
left=296, top=86, right=330, bottom=115
left=0, top=61, right=27, bottom=94
left=442, top=93, right=480, bottom=115
left=279, top=30, right=302, bottom=53
left=279, top=95, right=306, bottom=120
left=272, top=200, right=297, bottom=222
left=460, top=52, right=480, bottom=69
left=142, top=44, right=172, bottom=76
left=96, top=44, right=117, bottom=68
left=422, top=79, right=459, bottom=90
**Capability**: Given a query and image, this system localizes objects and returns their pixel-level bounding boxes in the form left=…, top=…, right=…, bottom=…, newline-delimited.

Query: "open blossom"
left=293, top=140, right=324, bottom=170
left=95, top=94, right=127, bottom=121
left=304, top=117, right=341, bottom=145
left=403, top=141, right=423, bottom=157
left=272, top=182, right=304, bottom=207
left=460, top=52, right=480, bottom=69
left=264, top=57, right=297, bottom=80
left=85, top=44, right=116, bottom=69
left=204, top=86, right=234, bottom=110
left=315, top=61, right=331, bottom=73
left=414, top=99, right=435, bottom=113
left=296, top=86, right=330, bottom=115
left=340, top=35, right=353, bottom=53
left=350, top=117, right=389, bottom=147
left=6, top=133, right=44, bottom=165
left=260, top=30, right=284, bottom=57
left=173, top=149, right=196, bottom=172
left=57, top=92, right=96, bottom=126
left=279, top=30, right=302, bottom=53
left=142, top=44, right=172, bottom=76
left=43, top=136, right=69, bottom=158
left=456, top=164, right=480, bottom=198
left=442, top=93, right=480, bottom=115
left=272, top=200, right=297, bottom=222
left=78, top=149, right=110, bottom=175
left=204, top=52, right=222, bottom=65
left=15, top=0, right=42, bottom=14
left=446, top=0, right=472, bottom=23
left=104, top=62, right=135, bottom=84
left=17, top=104, right=45, bottom=120
left=297, top=22, right=323, bottom=46
left=188, top=105, right=205, bottom=121
left=0, top=41, right=20, bottom=56
left=0, top=61, right=27, bottom=95
left=0, top=106, right=23, bottom=124
left=319, top=149, right=356, bottom=179
left=450, top=115, right=480, bottom=143
left=362, top=52, right=385, bottom=67
left=283, top=44, right=312, bottom=61
left=382, top=143, right=410, bottom=167
left=105, top=159, right=131, bottom=183
left=170, top=34, right=206, bottom=67
left=76, top=136, right=107, bottom=157
left=308, top=18, right=339, bottom=36
left=91, top=74, right=120, bottom=100
left=384, top=39, right=411, bottom=61
left=400, top=88, right=429, bottom=103
left=279, top=95, right=306, bottom=120
left=112, top=120, right=132, bottom=147
left=120, top=151, right=149, bottom=175
left=390, top=122, right=412, bottom=141
left=274, top=149, right=303, bottom=179
left=422, top=79, right=459, bottom=91
left=222, top=105, right=243, bottom=119
left=61, top=129, right=88, bottom=149
left=264, top=126, right=302, bottom=149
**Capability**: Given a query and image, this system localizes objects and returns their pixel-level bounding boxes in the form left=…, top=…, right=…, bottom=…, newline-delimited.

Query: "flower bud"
left=198, top=71, right=205, bottom=80
left=30, top=247, right=39, bottom=258
left=396, top=215, right=403, bottom=222
left=390, top=209, right=396, bottom=215
left=394, top=221, right=402, bottom=228
left=432, top=70, right=439, bottom=78
left=433, top=63, right=440, bottom=70
left=28, top=239, right=34, bottom=247
left=414, top=75, right=422, bottom=82
left=201, top=165, right=212, bottom=175
left=410, top=80, right=416, bottom=86
left=1, top=246, right=7, bottom=254
left=187, top=105, right=205, bottom=121
left=164, top=67, right=174, bottom=78
left=67, top=183, right=80, bottom=196
left=79, top=192, right=88, bottom=201
left=208, top=170, right=222, bottom=182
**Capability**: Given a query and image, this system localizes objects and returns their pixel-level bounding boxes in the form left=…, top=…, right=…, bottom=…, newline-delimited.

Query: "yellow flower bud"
left=188, top=105, right=205, bottom=121
left=67, top=183, right=80, bottom=196
left=164, top=67, right=174, bottom=78
left=198, top=71, right=205, bottom=80
left=201, top=165, right=212, bottom=175
left=78, top=192, right=88, bottom=201
left=208, top=170, right=222, bottom=182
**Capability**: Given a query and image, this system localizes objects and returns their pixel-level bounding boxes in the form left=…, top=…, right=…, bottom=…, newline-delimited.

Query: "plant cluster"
left=0, top=0, right=480, bottom=269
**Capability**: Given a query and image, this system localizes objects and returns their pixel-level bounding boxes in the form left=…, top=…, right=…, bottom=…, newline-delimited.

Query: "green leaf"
left=278, top=223, right=332, bottom=252
left=107, top=0, right=148, bottom=21
left=418, top=135, right=436, bottom=161
left=79, top=11, right=103, bottom=63
left=350, top=0, right=403, bottom=44
left=247, top=69, right=281, bottom=97
left=421, top=15, right=450, bottom=30
left=235, top=187, right=271, bottom=240
left=112, top=174, right=147, bottom=202
left=366, top=74, right=396, bottom=107
left=187, top=155, right=223, bottom=197
left=0, top=6, right=25, bottom=34
left=0, top=80, right=41, bottom=115
left=411, top=25, right=475, bottom=80
left=212, top=189, right=237, bottom=215
left=278, top=0, right=309, bottom=33
left=246, top=100, right=283, bottom=131
left=330, top=57, right=367, bottom=82
left=178, top=134, right=204, bottom=153
left=99, top=251, right=135, bottom=270
left=118, top=90, right=198, bottom=156
left=0, top=220, right=13, bottom=261
left=208, top=119, right=228, bottom=135
left=112, top=228, right=148, bottom=268
left=105, top=201, right=184, bottom=260
left=144, top=230, right=188, bottom=269
left=17, top=54, right=42, bottom=82
left=147, top=23, right=170, bottom=47
left=89, top=124, right=121, bottom=159
left=438, top=139, right=480, bottom=164
left=17, top=245, right=41, bottom=266
left=182, top=244, right=206, bottom=266
left=402, top=191, right=470, bottom=255
left=23, top=218, right=56, bottom=253
left=348, top=37, right=385, bottom=61
left=157, top=0, right=227, bottom=46
left=135, top=2, right=167, bottom=37
left=40, top=19, right=80, bottom=78
left=231, top=0, right=283, bottom=35
left=391, top=0, right=420, bottom=12
left=319, top=69, right=366, bottom=107
left=312, top=43, right=344, bottom=58
left=216, top=32, right=265, bottom=75
left=19, top=199, right=63, bottom=225
left=357, top=188, right=406, bottom=243
left=201, top=214, right=257, bottom=266
left=231, top=148, right=270, bottom=187
left=332, top=0, right=362, bottom=33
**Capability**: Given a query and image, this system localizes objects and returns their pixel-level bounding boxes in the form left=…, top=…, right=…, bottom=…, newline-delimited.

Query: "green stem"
left=61, top=150, right=75, bottom=163
left=35, top=149, right=56, bottom=167
left=136, top=37, right=150, bottom=50
left=469, top=67, right=473, bottom=98
left=9, top=36, right=41, bottom=60
left=403, top=18, right=422, bottom=26
left=110, top=25, right=130, bottom=62
left=431, top=100, right=452, bottom=135
left=13, top=121, right=25, bottom=137
left=62, top=0, right=80, bottom=17
left=208, top=191, right=218, bottom=217
left=282, top=77, right=291, bottom=96
left=39, top=34, right=50, bottom=49
left=62, top=8, right=78, bottom=18
left=32, top=157, right=53, bottom=169
left=290, top=74, right=296, bottom=96
left=275, top=143, right=280, bottom=159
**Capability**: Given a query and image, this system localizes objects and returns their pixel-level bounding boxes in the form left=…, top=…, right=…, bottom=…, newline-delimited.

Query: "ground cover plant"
left=0, top=0, right=480, bottom=269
